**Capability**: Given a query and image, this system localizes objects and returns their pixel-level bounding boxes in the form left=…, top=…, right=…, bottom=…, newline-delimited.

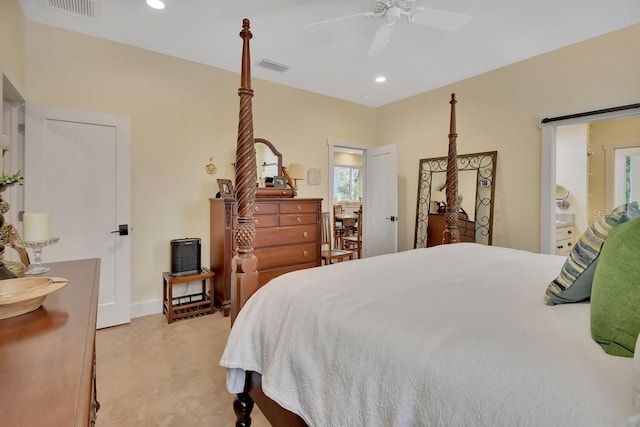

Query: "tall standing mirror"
left=414, top=151, right=497, bottom=248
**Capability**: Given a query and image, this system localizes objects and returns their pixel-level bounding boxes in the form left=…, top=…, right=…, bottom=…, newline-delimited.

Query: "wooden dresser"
left=427, top=213, right=475, bottom=247
left=0, top=258, right=101, bottom=426
left=210, top=197, right=322, bottom=315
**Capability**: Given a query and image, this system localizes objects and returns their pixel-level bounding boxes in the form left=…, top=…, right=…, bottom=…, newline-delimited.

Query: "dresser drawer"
left=279, top=201, right=318, bottom=214
left=556, top=239, right=574, bottom=256
left=279, top=213, right=317, bottom=226
left=555, top=225, right=574, bottom=241
left=258, top=262, right=318, bottom=286
left=253, top=215, right=278, bottom=228
left=253, top=203, right=279, bottom=214
left=255, top=225, right=317, bottom=247
left=255, top=243, right=317, bottom=269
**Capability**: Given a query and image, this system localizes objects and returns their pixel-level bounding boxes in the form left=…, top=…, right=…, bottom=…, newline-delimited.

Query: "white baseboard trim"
left=130, top=298, right=163, bottom=319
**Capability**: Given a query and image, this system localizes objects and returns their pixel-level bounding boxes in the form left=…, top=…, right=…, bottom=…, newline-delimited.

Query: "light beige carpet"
left=95, top=312, right=270, bottom=427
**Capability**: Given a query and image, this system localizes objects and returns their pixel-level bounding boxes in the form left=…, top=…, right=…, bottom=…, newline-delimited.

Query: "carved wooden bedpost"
left=232, top=19, right=258, bottom=427
left=442, top=93, right=460, bottom=244
left=231, top=19, right=259, bottom=325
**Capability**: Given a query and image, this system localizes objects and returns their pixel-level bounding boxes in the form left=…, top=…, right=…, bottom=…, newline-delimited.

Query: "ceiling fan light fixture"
left=146, top=0, right=165, bottom=10
left=375, top=76, right=387, bottom=83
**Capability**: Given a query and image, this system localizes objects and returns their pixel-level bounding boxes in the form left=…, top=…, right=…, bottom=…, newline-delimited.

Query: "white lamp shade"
left=287, top=163, right=304, bottom=179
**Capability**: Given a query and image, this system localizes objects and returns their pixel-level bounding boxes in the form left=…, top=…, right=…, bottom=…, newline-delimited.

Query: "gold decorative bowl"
left=0, top=277, right=69, bottom=320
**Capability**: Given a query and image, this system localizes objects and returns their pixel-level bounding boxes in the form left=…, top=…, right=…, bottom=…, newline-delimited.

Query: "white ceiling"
left=18, top=0, right=640, bottom=107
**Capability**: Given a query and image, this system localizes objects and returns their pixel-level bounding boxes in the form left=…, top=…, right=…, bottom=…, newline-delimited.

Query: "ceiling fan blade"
left=408, top=7, right=471, bottom=31
left=368, top=22, right=396, bottom=58
left=305, top=11, right=375, bottom=31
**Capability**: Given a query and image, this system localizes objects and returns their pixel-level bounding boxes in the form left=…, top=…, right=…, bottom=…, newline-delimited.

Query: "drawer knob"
left=297, top=217, right=302, bottom=223
left=297, top=205, right=302, bottom=211
left=303, top=250, right=309, bottom=258
left=254, top=206, right=260, bottom=212
left=254, top=219, right=259, bottom=225
left=567, top=230, right=573, bottom=235
left=303, top=231, right=309, bottom=239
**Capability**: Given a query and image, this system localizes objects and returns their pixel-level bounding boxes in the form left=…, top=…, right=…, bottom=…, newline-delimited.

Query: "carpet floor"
left=95, top=312, right=270, bottom=427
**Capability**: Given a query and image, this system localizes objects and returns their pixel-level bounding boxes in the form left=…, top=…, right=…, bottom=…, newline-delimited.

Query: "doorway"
left=2, top=74, right=26, bottom=265
left=328, top=139, right=398, bottom=257
left=540, top=106, right=640, bottom=254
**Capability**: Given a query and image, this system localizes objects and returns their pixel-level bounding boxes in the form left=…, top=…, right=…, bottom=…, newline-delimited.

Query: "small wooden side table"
left=162, top=268, right=215, bottom=324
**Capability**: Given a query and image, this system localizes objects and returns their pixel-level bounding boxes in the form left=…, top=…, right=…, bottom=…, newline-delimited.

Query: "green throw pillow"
left=544, top=201, right=640, bottom=305
left=590, top=216, right=640, bottom=357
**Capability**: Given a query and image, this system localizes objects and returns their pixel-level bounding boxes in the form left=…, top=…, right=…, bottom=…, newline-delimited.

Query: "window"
left=334, top=166, right=361, bottom=201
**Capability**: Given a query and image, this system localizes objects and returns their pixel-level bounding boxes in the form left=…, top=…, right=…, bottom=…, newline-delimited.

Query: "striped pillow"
left=544, top=201, right=639, bottom=306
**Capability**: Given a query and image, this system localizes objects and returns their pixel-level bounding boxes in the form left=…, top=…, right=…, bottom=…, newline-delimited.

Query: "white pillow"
left=635, top=333, right=640, bottom=412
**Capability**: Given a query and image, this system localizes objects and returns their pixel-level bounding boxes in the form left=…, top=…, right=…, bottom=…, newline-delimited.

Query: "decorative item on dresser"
left=0, top=258, right=101, bottom=426
left=209, top=197, right=322, bottom=316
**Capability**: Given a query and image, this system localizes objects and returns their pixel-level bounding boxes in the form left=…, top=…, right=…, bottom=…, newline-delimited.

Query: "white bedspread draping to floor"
left=221, top=243, right=636, bottom=427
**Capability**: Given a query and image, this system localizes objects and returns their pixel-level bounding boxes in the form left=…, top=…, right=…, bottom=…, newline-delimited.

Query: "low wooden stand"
left=162, top=268, right=215, bottom=324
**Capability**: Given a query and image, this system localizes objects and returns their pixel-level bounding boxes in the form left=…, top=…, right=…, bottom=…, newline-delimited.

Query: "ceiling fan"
left=306, top=0, right=471, bottom=58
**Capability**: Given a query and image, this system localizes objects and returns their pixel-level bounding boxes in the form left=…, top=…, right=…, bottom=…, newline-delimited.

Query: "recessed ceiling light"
left=147, top=0, right=165, bottom=10
left=374, top=76, right=386, bottom=83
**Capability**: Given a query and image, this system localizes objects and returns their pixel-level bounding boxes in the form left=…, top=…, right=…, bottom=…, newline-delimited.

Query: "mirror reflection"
left=429, top=170, right=477, bottom=221
left=254, top=138, right=282, bottom=181
left=414, top=151, right=497, bottom=247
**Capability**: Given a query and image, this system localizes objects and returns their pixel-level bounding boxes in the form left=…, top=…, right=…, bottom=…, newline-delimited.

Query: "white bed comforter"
left=220, top=243, right=636, bottom=427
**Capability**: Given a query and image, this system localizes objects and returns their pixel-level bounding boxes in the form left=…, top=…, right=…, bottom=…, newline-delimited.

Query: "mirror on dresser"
left=414, top=151, right=497, bottom=248
left=255, top=138, right=282, bottom=182
left=254, top=138, right=296, bottom=197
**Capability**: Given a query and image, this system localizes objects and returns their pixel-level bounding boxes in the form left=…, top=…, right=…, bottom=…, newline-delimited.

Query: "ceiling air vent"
left=45, top=0, right=97, bottom=19
left=256, top=58, right=291, bottom=73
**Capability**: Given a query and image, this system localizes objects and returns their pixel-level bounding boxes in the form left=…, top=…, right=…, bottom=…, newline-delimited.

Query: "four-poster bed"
left=221, top=19, right=637, bottom=427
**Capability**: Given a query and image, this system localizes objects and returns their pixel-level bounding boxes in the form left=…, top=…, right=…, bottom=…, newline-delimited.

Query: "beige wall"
left=0, top=0, right=26, bottom=88
left=377, top=24, right=640, bottom=252
left=589, top=116, right=640, bottom=223
left=24, top=22, right=375, bottom=305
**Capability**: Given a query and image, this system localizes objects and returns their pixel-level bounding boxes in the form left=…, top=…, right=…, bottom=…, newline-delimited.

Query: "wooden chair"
left=341, top=206, right=362, bottom=259
left=332, top=205, right=344, bottom=248
left=320, top=212, right=354, bottom=265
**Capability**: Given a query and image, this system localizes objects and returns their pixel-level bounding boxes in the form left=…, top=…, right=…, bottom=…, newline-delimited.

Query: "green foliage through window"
left=334, top=166, right=361, bottom=201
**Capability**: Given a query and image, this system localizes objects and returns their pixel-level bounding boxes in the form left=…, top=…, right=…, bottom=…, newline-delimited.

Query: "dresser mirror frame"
left=254, top=137, right=295, bottom=198
left=414, top=151, right=498, bottom=248
left=255, top=138, right=282, bottom=181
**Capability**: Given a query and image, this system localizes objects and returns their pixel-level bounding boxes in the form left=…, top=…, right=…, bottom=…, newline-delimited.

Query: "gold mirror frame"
left=414, top=151, right=497, bottom=247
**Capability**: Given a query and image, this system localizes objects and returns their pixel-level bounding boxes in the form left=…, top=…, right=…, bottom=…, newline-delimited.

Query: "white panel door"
left=25, top=104, right=131, bottom=329
left=364, top=144, right=398, bottom=257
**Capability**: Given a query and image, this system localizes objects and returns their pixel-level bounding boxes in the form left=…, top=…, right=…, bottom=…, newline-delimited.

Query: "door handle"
left=384, top=216, right=398, bottom=222
left=110, top=224, right=129, bottom=236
